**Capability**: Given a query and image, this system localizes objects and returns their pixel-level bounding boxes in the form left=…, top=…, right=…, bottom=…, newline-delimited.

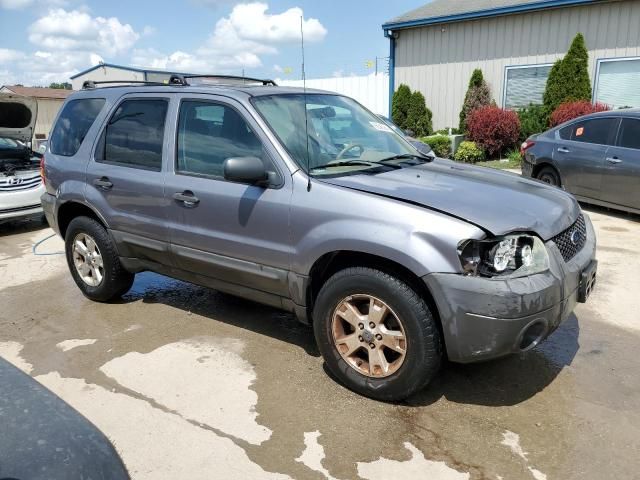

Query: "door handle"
left=93, top=177, right=113, bottom=190
left=557, top=147, right=570, bottom=153
left=173, top=191, right=200, bottom=207
left=606, top=157, right=622, bottom=164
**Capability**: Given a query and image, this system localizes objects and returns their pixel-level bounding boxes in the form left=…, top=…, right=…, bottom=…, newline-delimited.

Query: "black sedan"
left=522, top=108, right=640, bottom=214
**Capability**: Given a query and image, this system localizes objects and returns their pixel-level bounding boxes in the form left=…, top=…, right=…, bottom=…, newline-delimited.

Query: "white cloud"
left=0, top=48, right=25, bottom=63
left=135, top=2, right=326, bottom=74
left=273, top=64, right=283, bottom=73
left=0, top=0, right=33, bottom=8
left=29, top=9, right=140, bottom=56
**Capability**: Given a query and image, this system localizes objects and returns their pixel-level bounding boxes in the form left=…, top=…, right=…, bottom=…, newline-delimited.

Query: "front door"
left=85, top=95, right=173, bottom=265
left=164, top=95, right=293, bottom=298
left=599, top=117, right=640, bottom=210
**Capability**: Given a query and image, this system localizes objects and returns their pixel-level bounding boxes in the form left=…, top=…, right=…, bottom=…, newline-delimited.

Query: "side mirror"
left=223, top=157, right=268, bottom=185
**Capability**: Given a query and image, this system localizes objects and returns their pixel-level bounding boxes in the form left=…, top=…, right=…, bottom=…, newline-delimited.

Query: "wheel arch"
left=306, top=250, right=443, bottom=338
left=57, top=201, right=109, bottom=239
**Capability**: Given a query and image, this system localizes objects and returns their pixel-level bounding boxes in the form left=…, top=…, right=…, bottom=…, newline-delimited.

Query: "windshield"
left=252, top=94, right=418, bottom=175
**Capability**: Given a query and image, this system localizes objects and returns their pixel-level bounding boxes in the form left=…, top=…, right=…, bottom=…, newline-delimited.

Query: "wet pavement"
left=1, top=206, right=639, bottom=480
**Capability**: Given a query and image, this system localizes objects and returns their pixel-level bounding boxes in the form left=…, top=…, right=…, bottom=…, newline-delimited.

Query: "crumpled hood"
left=321, top=159, right=580, bottom=240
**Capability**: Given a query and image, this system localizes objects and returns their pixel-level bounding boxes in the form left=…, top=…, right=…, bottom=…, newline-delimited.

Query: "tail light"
left=520, top=140, right=536, bottom=156
left=40, top=155, right=46, bottom=185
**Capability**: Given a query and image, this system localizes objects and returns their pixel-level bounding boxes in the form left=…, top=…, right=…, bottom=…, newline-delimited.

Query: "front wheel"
left=65, top=216, right=134, bottom=302
left=313, top=267, right=442, bottom=401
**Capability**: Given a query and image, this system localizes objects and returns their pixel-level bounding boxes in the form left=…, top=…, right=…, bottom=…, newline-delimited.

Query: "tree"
left=459, top=69, right=492, bottom=132
left=406, top=91, right=433, bottom=137
left=391, top=84, right=412, bottom=130
left=48, top=82, right=72, bottom=90
left=543, top=33, right=592, bottom=115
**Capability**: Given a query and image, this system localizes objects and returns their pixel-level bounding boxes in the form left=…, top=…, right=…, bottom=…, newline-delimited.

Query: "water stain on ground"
left=2, top=269, right=640, bottom=480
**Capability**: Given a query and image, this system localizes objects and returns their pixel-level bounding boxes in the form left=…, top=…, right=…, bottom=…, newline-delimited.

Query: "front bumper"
left=423, top=214, right=597, bottom=363
left=0, top=183, right=45, bottom=221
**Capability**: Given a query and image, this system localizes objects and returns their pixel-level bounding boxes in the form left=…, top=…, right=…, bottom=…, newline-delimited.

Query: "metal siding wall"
left=34, top=98, right=64, bottom=139
left=394, top=0, right=640, bottom=130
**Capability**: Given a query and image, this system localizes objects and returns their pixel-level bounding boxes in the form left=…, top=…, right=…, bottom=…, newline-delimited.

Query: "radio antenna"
left=301, top=15, right=311, bottom=192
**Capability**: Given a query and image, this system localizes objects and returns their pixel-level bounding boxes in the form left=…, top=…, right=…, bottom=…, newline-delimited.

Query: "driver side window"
left=177, top=100, right=264, bottom=178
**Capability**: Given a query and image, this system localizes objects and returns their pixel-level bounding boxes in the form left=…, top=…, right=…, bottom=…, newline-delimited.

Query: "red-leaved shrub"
left=550, top=101, right=610, bottom=127
left=466, top=106, right=520, bottom=156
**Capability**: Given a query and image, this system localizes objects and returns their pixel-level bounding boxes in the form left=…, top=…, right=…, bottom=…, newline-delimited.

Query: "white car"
left=0, top=94, right=45, bottom=222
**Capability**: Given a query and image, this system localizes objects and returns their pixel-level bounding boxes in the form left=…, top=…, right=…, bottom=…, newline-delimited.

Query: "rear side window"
left=570, top=118, right=618, bottom=145
left=176, top=100, right=263, bottom=178
left=50, top=98, right=105, bottom=156
left=618, top=118, right=640, bottom=149
left=98, top=99, right=168, bottom=171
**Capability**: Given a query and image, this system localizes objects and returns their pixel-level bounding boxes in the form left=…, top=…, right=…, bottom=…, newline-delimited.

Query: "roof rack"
left=82, top=80, right=167, bottom=89
left=168, top=74, right=278, bottom=86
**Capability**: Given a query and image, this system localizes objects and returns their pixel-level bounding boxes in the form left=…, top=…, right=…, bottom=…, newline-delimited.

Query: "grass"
left=476, top=158, right=522, bottom=170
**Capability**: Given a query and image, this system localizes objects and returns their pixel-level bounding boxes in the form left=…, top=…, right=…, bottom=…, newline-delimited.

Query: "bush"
left=434, top=127, right=461, bottom=135
left=467, top=106, right=521, bottom=157
left=549, top=100, right=611, bottom=127
left=459, top=69, right=492, bottom=132
left=506, top=149, right=522, bottom=163
left=423, top=135, right=452, bottom=158
left=454, top=141, right=485, bottom=163
left=391, top=84, right=412, bottom=130
left=517, top=104, right=548, bottom=142
left=543, top=33, right=592, bottom=115
left=406, top=91, right=433, bottom=137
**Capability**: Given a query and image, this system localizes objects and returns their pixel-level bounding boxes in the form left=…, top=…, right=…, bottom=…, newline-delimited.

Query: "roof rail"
left=168, top=74, right=278, bottom=86
left=82, top=80, right=167, bottom=89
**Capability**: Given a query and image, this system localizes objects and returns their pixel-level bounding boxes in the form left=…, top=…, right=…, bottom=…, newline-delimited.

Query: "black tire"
left=313, top=267, right=442, bottom=401
left=65, top=216, right=134, bottom=302
left=536, top=166, right=561, bottom=187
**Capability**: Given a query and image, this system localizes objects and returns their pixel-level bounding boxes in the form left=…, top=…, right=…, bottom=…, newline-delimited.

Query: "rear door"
left=86, top=94, right=173, bottom=266
left=554, top=117, right=619, bottom=198
left=599, top=117, right=640, bottom=210
left=164, top=94, right=293, bottom=298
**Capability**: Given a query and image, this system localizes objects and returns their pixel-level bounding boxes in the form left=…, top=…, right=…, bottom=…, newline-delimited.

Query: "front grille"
left=552, top=214, right=587, bottom=262
left=0, top=173, right=42, bottom=192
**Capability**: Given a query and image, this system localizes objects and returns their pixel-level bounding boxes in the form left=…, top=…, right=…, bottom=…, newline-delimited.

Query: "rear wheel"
left=65, top=216, right=134, bottom=302
left=313, top=267, right=442, bottom=401
left=536, top=166, right=561, bottom=187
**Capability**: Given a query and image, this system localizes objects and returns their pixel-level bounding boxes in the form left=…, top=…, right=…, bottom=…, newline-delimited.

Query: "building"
left=0, top=85, right=72, bottom=145
left=383, top=0, right=640, bottom=130
left=70, top=63, right=196, bottom=91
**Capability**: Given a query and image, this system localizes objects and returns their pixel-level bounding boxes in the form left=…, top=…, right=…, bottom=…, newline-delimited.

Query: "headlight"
left=458, top=234, right=549, bottom=277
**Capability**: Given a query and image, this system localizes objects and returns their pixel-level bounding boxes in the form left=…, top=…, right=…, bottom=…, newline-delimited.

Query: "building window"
left=503, top=64, right=552, bottom=109
left=595, top=57, right=640, bottom=109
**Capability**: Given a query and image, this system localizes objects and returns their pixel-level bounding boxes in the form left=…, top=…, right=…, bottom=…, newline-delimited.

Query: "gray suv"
left=41, top=76, right=597, bottom=400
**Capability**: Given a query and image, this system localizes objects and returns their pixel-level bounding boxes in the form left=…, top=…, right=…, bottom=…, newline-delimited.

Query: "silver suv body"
left=41, top=78, right=597, bottom=400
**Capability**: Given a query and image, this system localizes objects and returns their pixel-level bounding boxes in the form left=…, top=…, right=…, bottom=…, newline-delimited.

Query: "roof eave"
left=382, top=0, right=599, bottom=31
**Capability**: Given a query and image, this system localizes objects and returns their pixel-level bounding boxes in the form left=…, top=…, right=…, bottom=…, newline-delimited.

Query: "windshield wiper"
left=310, top=160, right=379, bottom=171
left=378, top=153, right=433, bottom=163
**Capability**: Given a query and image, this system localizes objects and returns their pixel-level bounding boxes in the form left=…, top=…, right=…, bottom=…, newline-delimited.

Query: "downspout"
left=384, top=29, right=396, bottom=118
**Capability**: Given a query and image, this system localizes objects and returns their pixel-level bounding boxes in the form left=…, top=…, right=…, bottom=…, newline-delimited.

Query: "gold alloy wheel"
left=72, top=232, right=104, bottom=287
left=331, top=294, right=407, bottom=378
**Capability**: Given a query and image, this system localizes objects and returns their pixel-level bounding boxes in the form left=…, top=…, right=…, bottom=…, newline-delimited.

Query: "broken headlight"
left=457, top=235, right=549, bottom=277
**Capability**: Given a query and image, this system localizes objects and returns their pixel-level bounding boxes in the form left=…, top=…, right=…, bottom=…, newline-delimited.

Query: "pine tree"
left=406, top=91, right=433, bottom=137
left=391, top=84, right=412, bottom=129
left=459, top=69, right=491, bottom=132
left=543, top=33, right=592, bottom=115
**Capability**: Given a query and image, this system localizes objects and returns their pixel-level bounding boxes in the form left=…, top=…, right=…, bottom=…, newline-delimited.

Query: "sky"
left=0, top=0, right=426, bottom=86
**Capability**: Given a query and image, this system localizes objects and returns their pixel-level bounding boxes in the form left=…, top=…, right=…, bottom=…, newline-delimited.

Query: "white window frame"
left=593, top=56, right=640, bottom=107
left=502, top=63, right=554, bottom=109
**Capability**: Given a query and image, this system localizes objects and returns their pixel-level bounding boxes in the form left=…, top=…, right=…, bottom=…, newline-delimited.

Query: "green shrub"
left=434, top=127, right=461, bottom=135
left=459, top=69, right=492, bottom=133
left=391, top=84, right=412, bottom=130
left=543, top=33, right=592, bottom=115
left=406, top=91, right=433, bottom=137
left=454, top=141, right=485, bottom=163
left=422, top=135, right=452, bottom=158
left=506, top=149, right=522, bottom=163
left=517, top=104, right=548, bottom=142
